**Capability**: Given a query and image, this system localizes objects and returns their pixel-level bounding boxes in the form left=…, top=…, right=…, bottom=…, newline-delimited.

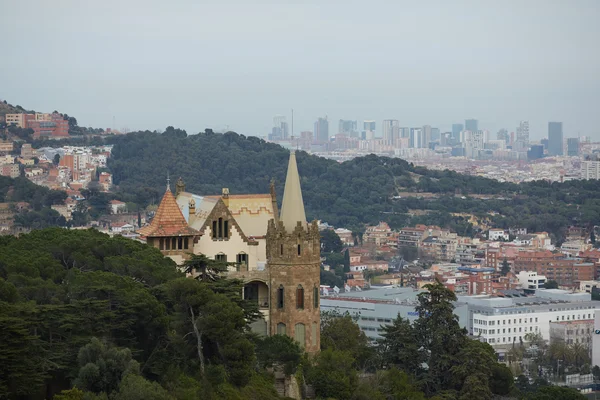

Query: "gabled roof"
left=137, top=188, right=200, bottom=237
left=177, top=191, right=274, bottom=238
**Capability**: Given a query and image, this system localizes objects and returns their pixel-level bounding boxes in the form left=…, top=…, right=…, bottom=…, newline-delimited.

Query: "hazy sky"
left=1, top=0, right=599, bottom=139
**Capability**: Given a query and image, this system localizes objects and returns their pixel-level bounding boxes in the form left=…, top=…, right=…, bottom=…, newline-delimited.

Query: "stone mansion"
left=137, top=152, right=321, bottom=354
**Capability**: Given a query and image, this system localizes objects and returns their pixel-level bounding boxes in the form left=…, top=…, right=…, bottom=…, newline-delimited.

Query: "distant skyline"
left=1, top=0, right=599, bottom=140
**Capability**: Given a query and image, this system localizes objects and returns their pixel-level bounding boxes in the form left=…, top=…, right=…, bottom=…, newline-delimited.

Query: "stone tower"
left=267, top=151, right=321, bottom=354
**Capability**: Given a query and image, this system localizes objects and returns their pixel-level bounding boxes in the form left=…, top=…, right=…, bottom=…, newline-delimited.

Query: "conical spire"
left=137, top=187, right=199, bottom=237
left=279, top=151, right=307, bottom=233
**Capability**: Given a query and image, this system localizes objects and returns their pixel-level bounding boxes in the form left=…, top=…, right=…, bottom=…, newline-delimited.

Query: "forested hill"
left=108, top=128, right=600, bottom=242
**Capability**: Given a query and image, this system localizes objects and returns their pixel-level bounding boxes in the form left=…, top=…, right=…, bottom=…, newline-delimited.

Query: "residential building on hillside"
left=364, top=221, right=394, bottom=247
left=516, top=271, right=547, bottom=290
left=512, top=250, right=594, bottom=287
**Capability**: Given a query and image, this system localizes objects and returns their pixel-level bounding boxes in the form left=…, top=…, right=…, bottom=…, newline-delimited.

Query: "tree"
left=182, top=254, right=229, bottom=282
left=307, top=348, right=358, bottom=400
left=524, top=385, right=586, bottom=400
left=378, top=316, right=422, bottom=377
left=377, top=368, right=426, bottom=400
left=321, top=229, right=344, bottom=253
left=489, top=363, right=514, bottom=395
left=591, top=229, right=596, bottom=245
left=73, top=338, right=140, bottom=395
left=343, top=248, right=350, bottom=272
left=255, top=334, right=302, bottom=375
left=544, top=280, right=559, bottom=289
left=501, top=258, right=511, bottom=276
left=413, top=279, right=467, bottom=395
left=321, top=312, right=374, bottom=370
left=115, top=374, right=174, bottom=400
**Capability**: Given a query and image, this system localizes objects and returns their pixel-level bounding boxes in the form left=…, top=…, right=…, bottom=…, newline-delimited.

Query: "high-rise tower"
left=548, top=122, right=563, bottom=156
left=266, top=151, right=321, bottom=354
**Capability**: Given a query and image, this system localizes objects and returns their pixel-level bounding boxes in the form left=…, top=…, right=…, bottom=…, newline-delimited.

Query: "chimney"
left=222, top=188, right=230, bottom=207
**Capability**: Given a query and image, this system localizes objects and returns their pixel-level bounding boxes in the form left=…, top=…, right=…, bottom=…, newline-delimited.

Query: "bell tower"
left=267, top=151, right=321, bottom=354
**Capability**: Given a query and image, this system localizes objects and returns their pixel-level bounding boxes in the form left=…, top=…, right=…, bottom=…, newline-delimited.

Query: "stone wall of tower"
left=267, top=219, right=321, bottom=355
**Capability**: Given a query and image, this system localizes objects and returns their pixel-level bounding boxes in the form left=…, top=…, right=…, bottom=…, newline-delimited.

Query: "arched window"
left=296, top=285, right=304, bottom=309
left=312, top=322, right=318, bottom=346
left=215, top=253, right=227, bottom=262
left=277, top=285, right=284, bottom=309
left=277, top=323, right=286, bottom=335
left=295, top=323, right=305, bottom=348
left=313, top=286, right=319, bottom=308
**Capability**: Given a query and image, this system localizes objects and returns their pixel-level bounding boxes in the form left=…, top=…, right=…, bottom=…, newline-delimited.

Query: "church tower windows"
left=277, top=285, right=285, bottom=309
left=296, top=285, right=304, bottom=309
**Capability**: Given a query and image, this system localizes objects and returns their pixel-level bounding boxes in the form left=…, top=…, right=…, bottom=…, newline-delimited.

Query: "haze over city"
left=1, top=0, right=599, bottom=138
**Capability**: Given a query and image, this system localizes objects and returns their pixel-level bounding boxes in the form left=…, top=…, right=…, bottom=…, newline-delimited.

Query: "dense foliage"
left=108, top=129, right=600, bottom=243
left=0, top=228, right=280, bottom=400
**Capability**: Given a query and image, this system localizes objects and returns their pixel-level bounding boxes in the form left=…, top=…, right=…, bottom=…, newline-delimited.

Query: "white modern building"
left=461, top=289, right=600, bottom=349
left=517, top=271, right=547, bottom=290
left=488, top=229, right=509, bottom=241
left=581, top=161, right=600, bottom=180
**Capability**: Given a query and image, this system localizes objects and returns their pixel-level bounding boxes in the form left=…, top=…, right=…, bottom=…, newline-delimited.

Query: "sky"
left=1, top=0, right=599, bottom=140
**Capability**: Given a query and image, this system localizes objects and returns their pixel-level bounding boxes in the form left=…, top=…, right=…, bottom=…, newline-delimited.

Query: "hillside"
left=107, top=128, right=600, bottom=243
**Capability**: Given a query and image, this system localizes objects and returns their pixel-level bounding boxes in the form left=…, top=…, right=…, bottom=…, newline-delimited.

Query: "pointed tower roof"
left=138, top=188, right=200, bottom=237
left=279, top=151, right=307, bottom=233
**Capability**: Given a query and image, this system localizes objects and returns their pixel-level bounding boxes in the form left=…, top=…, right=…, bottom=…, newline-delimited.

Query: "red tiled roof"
left=137, top=188, right=200, bottom=237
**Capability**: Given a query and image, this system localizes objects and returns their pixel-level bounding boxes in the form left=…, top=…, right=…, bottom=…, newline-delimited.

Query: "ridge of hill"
left=107, top=128, right=600, bottom=244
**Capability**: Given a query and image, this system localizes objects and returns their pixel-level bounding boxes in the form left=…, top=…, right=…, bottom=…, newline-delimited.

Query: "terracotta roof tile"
left=138, top=188, right=200, bottom=237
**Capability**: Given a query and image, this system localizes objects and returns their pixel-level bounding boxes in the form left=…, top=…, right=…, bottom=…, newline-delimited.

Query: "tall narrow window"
left=218, top=217, right=223, bottom=238
left=277, top=323, right=286, bottom=335
left=236, top=253, right=248, bottom=267
left=297, top=244, right=301, bottom=256
left=178, top=237, right=183, bottom=250
left=212, top=220, right=217, bottom=239
left=172, top=237, right=177, bottom=250
left=159, top=238, right=164, bottom=250
left=313, top=286, right=319, bottom=308
left=295, top=323, right=305, bottom=348
left=296, top=285, right=304, bottom=309
left=184, top=237, right=189, bottom=249
left=277, top=285, right=284, bottom=308
left=165, top=238, right=171, bottom=250
left=280, top=244, right=284, bottom=255
left=224, top=220, right=229, bottom=238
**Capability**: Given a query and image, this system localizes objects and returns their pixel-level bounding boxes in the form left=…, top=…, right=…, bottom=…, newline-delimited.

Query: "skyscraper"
left=272, top=115, right=289, bottom=140
left=410, top=128, right=423, bottom=148
left=363, top=120, right=376, bottom=132
left=338, top=119, right=358, bottom=136
left=497, top=129, right=509, bottom=145
left=567, top=138, right=579, bottom=157
left=382, top=119, right=399, bottom=145
left=452, top=124, right=464, bottom=140
left=465, top=119, right=478, bottom=132
left=548, top=122, right=563, bottom=156
left=516, top=121, right=529, bottom=150
left=314, top=117, right=329, bottom=144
